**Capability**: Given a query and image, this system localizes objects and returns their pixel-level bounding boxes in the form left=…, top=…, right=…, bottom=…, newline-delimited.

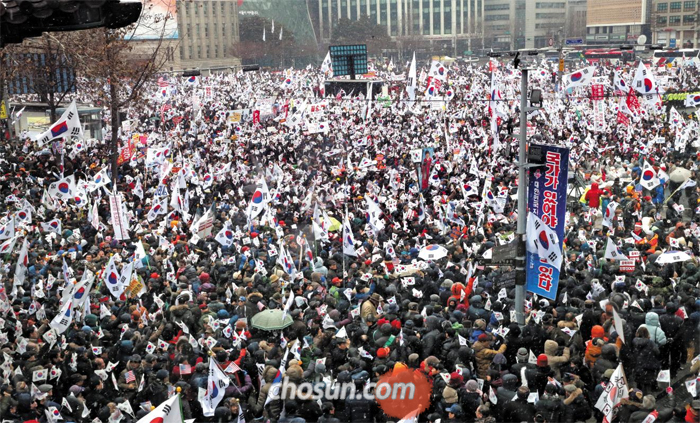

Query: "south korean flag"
left=526, top=212, right=562, bottom=269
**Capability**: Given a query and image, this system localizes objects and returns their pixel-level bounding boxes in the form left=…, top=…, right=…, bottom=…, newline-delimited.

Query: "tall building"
left=311, top=0, right=485, bottom=55
left=176, top=0, right=241, bottom=70
left=484, top=1, right=586, bottom=50
left=651, top=0, right=699, bottom=48
left=483, top=0, right=525, bottom=50
left=586, top=0, right=651, bottom=45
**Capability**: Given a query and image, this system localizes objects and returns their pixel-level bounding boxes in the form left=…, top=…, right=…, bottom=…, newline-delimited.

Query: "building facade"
left=483, top=1, right=586, bottom=50
left=313, top=0, right=485, bottom=55
left=586, top=0, right=651, bottom=45
left=176, top=0, right=241, bottom=71
left=652, top=0, right=699, bottom=48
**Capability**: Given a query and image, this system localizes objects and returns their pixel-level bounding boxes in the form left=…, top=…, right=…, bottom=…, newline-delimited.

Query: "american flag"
left=179, top=363, right=192, bottom=375
left=160, top=101, right=171, bottom=123
left=157, top=76, right=170, bottom=87
left=124, top=370, right=136, bottom=383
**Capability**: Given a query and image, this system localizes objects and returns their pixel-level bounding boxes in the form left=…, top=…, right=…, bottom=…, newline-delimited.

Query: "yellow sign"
left=0, top=101, right=6, bottom=120
left=559, top=59, right=565, bottom=72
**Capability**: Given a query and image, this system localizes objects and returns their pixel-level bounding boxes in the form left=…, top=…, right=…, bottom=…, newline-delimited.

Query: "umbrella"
left=327, top=216, right=341, bottom=232
left=670, top=167, right=691, bottom=183
left=418, top=244, right=448, bottom=261
left=250, top=309, right=293, bottom=331
left=655, top=251, right=692, bottom=265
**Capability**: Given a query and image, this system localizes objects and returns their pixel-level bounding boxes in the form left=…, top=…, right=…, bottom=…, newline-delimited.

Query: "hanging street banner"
left=526, top=144, right=569, bottom=300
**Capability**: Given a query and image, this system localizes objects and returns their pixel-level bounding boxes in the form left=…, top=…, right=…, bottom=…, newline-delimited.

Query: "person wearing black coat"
left=659, top=302, right=684, bottom=378
left=633, top=326, right=661, bottom=394
left=502, top=386, right=536, bottom=423
left=496, top=373, right=519, bottom=421
left=525, top=355, right=554, bottom=396
left=535, top=384, right=565, bottom=423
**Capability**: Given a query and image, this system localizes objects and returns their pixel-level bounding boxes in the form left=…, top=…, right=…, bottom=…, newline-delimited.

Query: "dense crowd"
left=1, top=54, right=700, bottom=423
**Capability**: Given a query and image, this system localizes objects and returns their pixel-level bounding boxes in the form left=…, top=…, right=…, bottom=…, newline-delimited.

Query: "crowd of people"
left=0, top=52, right=700, bottom=423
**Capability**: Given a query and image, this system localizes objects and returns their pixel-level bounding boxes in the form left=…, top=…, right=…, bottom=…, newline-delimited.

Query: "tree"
left=80, top=0, right=175, bottom=179
left=232, top=15, right=297, bottom=67
left=1, top=31, right=84, bottom=122
left=330, top=16, right=394, bottom=55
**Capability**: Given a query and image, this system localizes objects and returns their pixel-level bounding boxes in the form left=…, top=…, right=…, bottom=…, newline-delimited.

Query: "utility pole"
left=557, top=28, right=564, bottom=90
left=515, top=68, right=529, bottom=325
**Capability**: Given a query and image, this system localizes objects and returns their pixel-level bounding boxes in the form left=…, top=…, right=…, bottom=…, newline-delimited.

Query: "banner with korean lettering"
left=526, top=144, right=569, bottom=300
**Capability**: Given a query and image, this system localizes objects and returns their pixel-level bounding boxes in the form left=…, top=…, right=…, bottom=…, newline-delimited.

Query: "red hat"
left=364, top=259, right=372, bottom=266
left=331, top=277, right=342, bottom=285
left=377, top=347, right=390, bottom=358
left=151, top=273, right=160, bottom=279
left=391, top=320, right=402, bottom=330
left=537, top=354, right=548, bottom=367
left=478, top=334, right=489, bottom=342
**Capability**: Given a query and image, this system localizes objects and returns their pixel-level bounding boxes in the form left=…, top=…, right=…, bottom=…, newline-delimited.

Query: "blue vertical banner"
left=526, top=144, right=569, bottom=300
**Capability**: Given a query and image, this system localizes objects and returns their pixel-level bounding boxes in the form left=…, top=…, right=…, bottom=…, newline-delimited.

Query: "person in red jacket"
left=448, top=277, right=476, bottom=308
left=585, top=183, right=603, bottom=209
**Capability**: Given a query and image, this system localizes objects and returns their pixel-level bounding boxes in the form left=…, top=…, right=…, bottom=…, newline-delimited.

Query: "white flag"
left=640, top=160, right=660, bottom=190
left=87, top=168, right=111, bottom=192
left=595, top=364, right=629, bottom=423
left=247, top=176, right=270, bottom=221
left=562, top=66, right=596, bottom=89
left=632, top=61, right=657, bottom=95
left=49, top=301, right=73, bottom=335
left=602, top=202, right=618, bottom=229
left=526, top=213, right=562, bottom=269
left=201, top=358, right=230, bottom=417
left=136, top=394, right=183, bottom=423
left=0, top=218, right=15, bottom=241
left=40, top=219, right=62, bottom=234
left=34, top=100, right=84, bottom=146
left=47, top=175, right=77, bottom=201
left=604, top=238, right=628, bottom=261
left=343, top=217, right=357, bottom=257
left=104, top=255, right=125, bottom=299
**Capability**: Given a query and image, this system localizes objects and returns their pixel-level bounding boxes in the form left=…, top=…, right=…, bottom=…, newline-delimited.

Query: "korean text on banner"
left=526, top=144, right=569, bottom=300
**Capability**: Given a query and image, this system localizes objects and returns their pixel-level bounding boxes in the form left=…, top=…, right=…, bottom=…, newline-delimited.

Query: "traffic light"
left=0, top=0, right=143, bottom=47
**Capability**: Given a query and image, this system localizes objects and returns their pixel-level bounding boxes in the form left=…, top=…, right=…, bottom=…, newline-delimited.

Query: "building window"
left=186, top=24, right=191, bottom=36
left=685, top=14, right=696, bottom=22
left=188, top=46, right=193, bottom=58
left=670, top=1, right=682, bottom=11
left=657, top=16, right=668, bottom=24
left=485, top=14, right=510, bottom=21
left=685, top=0, right=696, bottom=9
left=485, top=4, right=509, bottom=11
left=196, top=24, right=200, bottom=35
left=222, top=24, right=226, bottom=36
left=669, top=15, right=682, bottom=24
left=658, top=2, right=668, bottom=11
left=197, top=46, right=201, bottom=59
left=180, top=46, right=184, bottom=59
left=535, top=12, right=565, bottom=19
left=205, top=26, right=208, bottom=37
left=536, top=2, right=565, bottom=8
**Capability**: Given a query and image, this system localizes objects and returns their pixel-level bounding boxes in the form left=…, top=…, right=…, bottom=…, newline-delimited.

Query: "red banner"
left=617, top=111, right=630, bottom=127
left=591, top=85, right=604, bottom=101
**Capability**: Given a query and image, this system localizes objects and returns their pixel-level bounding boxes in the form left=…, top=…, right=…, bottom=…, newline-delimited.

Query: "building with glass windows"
left=651, top=0, right=699, bottom=47
left=586, top=0, right=651, bottom=46
left=176, top=0, right=242, bottom=70
left=310, top=0, right=485, bottom=56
